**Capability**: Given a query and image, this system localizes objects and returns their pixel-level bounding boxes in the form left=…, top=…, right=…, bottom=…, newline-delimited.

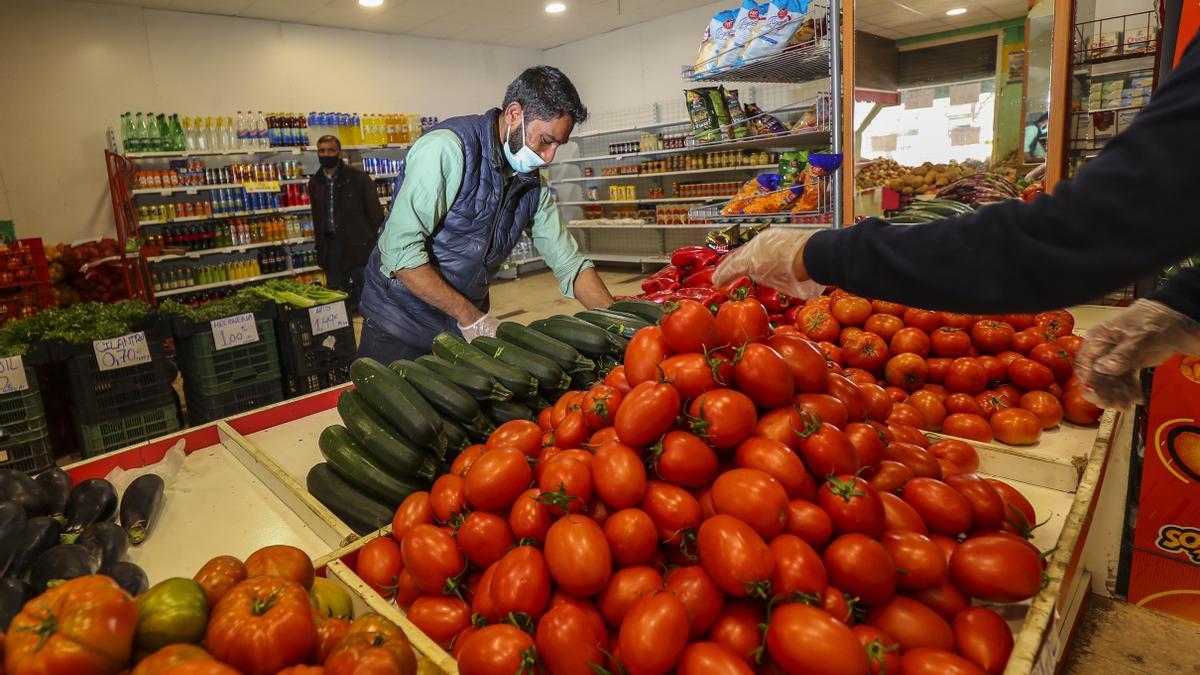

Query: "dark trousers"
left=357, top=316, right=427, bottom=365
left=320, top=235, right=364, bottom=309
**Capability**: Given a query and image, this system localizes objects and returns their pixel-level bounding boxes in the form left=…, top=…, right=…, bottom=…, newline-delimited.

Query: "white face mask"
left=503, top=111, right=547, bottom=174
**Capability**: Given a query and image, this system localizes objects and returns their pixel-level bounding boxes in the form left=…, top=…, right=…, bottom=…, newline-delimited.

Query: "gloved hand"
left=458, top=314, right=500, bottom=342
left=1075, top=299, right=1200, bottom=409
left=712, top=228, right=824, bottom=300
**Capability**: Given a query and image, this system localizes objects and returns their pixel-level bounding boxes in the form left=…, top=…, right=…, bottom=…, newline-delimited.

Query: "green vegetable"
left=246, top=279, right=348, bottom=308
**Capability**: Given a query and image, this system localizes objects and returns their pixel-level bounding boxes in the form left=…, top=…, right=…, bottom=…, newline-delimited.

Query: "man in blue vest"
left=357, top=66, right=614, bottom=364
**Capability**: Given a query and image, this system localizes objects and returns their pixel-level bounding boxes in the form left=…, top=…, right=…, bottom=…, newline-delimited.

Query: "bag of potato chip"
left=740, top=0, right=809, bottom=62
left=724, top=89, right=751, bottom=139
left=685, top=88, right=723, bottom=143
left=717, top=1, right=766, bottom=70
left=694, top=9, right=739, bottom=74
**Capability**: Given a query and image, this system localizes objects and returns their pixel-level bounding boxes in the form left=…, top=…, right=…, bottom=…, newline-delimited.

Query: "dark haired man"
left=358, top=65, right=613, bottom=363
left=309, top=134, right=384, bottom=308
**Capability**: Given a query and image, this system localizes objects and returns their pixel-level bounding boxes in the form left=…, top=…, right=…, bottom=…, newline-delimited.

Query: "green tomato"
left=136, top=577, right=210, bottom=652
left=310, top=576, right=353, bottom=619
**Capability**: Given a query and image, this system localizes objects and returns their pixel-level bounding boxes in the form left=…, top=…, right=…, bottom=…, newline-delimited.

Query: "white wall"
left=0, top=0, right=542, bottom=244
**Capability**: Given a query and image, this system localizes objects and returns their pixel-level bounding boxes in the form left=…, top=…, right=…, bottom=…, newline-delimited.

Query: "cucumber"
left=472, top=336, right=571, bottom=393
left=530, top=317, right=614, bottom=359
left=544, top=315, right=629, bottom=354
left=416, top=355, right=513, bottom=402
left=336, top=389, right=429, bottom=475
left=496, top=322, right=596, bottom=374
left=575, top=310, right=648, bottom=339
left=389, top=359, right=491, bottom=430
left=349, top=358, right=445, bottom=455
left=439, top=414, right=471, bottom=458
left=306, top=463, right=393, bottom=536
left=486, top=400, right=533, bottom=425
left=571, top=370, right=599, bottom=391
left=609, top=299, right=664, bottom=324
left=318, top=425, right=429, bottom=506
left=431, top=333, right=537, bottom=399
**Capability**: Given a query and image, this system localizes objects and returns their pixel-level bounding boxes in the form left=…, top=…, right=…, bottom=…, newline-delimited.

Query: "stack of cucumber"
left=306, top=300, right=662, bottom=535
left=887, top=198, right=976, bottom=224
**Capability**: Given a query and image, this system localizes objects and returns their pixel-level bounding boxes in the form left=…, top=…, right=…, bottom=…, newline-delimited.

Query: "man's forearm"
left=392, top=265, right=483, bottom=326
left=573, top=267, right=614, bottom=309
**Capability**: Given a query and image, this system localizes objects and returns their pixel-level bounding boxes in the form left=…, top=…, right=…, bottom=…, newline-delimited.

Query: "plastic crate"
left=178, top=319, right=281, bottom=396
left=0, top=367, right=46, bottom=436
left=0, top=428, right=54, bottom=475
left=0, top=239, right=50, bottom=291
left=284, top=364, right=352, bottom=398
left=76, top=403, right=181, bottom=459
left=0, top=288, right=55, bottom=326
left=276, top=303, right=357, bottom=376
left=185, top=378, right=283, bottom=425
left=65, top=337, right=175, bottom=425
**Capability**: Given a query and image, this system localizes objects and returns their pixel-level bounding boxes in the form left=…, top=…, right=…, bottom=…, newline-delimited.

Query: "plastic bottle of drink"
left=214, top=117, right=226, bottom=150
left=120, top=113, right=135, bottom=153
left=142, top=113, right=159, bottom=151
left=222, top=117, right=234, bottom=150
left=132, top=112, right=147, bottom=151
left=236, top=111, right=247, bottom=147
left=253, top=111, right=265, bottom=148
left=169, top=114, right=184, bottom=151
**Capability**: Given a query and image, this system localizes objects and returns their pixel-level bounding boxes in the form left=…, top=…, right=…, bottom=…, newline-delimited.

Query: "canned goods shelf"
left=130, top=179, right=310, bottom=197
left=145, top=237, right=313, bottom=263
left=136, top=204, right=311, bottom=227
left=557, top=128, right=831, bottom=165
left=552, top=164, right=776, bottom=185
left=154, top=266, right=323, bottom=298
left=124, top=143, right=411, bottom=160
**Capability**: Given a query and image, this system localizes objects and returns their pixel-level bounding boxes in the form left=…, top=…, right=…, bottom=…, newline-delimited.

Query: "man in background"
left=309, top=134, right=385, bottom=308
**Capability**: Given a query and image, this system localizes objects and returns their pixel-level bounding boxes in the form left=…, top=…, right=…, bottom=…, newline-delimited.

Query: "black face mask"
left=319, top=155, right=341, bottom=170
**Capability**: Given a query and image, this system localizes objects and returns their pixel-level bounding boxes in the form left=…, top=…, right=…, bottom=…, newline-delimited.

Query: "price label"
left=243, top=180, right=281, bottom=193
left=0, top=356, right=29, bottom=395
left=210, top=313, right=260, bottom=351
left=93, top=332, right=152, bottom=371
left=309, top=301, right=349, bottom=336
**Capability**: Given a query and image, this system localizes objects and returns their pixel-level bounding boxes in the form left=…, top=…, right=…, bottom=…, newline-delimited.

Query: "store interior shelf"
left=145, top=237, right=312, bottom=263
left=568, top=221, right=725, bottom=230
left=131, top=178, right=309, bottom=196
left=137, top=204, right=311, bottom=227
left=370, top=173, right=399, bottom=181
left=551, top=164, right=776, bottom=185
left=1072, top=54, right=1155, bottom=77
left=685, top=40, right=832, bottom=84
left=154, top=265, right=322, bottom=298
left=124, top=143, right=411, bottom=160
left=557, top=128, right=831, bottom=165
left=1072, top=104, right=1145, bottom=115
left=585, top=253, right=670, bottom=265
left=572, top=117, right=690, bottom=139
left=559, top=196, right=732, bottom=206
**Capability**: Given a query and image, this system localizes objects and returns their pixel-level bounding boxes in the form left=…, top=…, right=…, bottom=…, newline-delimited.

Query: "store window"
left=859, top=79, right=997, bottom=165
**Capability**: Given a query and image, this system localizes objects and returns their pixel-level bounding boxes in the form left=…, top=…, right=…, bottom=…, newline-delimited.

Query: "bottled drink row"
left=146, top=215, right=314, bottom=251
left=363, top=156, right=404, bottom=175
left=120, top=110, right=438, bottom=153
left=132, top=160, right=307, bottom=190
left=151, top=248, right=317, bottom=293
left=135, top=186, right=310, bottom=224
left=376, top=181, right=394, bottom=200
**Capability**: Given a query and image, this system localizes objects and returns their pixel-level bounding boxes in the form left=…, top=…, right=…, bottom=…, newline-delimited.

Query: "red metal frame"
left=104, top=150, right=152, bottom=304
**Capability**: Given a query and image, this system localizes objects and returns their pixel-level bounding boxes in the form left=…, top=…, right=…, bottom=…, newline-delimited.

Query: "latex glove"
left=712, top=228, right=824, bottom=300
left=458, top=314, right=500, bottom=342
left=1075, top=299, right=1200, bottom=409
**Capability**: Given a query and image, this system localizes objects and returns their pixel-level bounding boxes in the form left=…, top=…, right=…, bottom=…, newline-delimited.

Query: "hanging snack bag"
left=722, top=173, right=801, bottom=215
left=743, top=102, right=791, bottom=136
left=717, top=0, right=766, bottom=70
left=709, top=87, right=734, bottom=140
left=685, top=88, right=723, bottom=143
left=724, top=89, right=751, bottom=139
left=778, top=151, right=808, bottom=185
left=740, top=0, right=809, bottom=63
left=694, top=9, right=739, bottom=75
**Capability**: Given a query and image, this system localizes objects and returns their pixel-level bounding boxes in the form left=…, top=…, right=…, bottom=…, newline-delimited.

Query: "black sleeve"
left=1152, top=267, right=1200, bottom=320
left=361, top=171, right=385, bottom=232
left=804, top=33, right=1200, bottom=317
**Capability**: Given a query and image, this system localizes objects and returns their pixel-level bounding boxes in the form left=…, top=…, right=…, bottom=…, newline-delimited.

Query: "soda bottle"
left=254, top=111, right=267, bottom=148
left=120, top=113, right=135, bottom=153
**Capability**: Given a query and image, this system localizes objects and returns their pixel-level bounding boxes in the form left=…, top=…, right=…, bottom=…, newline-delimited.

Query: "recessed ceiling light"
left=546, top=3, right=566, bottom=13
left=946, top=7, right=967, bottom=15
left=359, top=0, right=383, bottom=7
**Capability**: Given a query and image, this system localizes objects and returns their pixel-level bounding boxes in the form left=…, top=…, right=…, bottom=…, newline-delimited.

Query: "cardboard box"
left=1125, top=27, right=1152, bottom=54
left=1093, top=32, right=1122, bottom=58
left=1128, top=549, right=1200, bottom=623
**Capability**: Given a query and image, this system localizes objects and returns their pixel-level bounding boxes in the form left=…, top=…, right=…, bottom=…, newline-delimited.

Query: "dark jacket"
left=309, top=163, right=384, bottom=269
left=806, top=32, right=1200, bottom=320
left=359, top=108, right=542, bottom=349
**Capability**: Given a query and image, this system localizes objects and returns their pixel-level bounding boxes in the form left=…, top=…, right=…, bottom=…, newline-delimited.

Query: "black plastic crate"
left=185, top=378, right=283, bottom=425
left=276, top=303, right=357, bottom=377
left=76, top=404, right=181, bottom=459
left=178, top=319, right=281, bottom=396
left=283, top=364, right=352, bottom=398
left=0, top=429, right=54, bottom=475
left=65, top=338, right=175, bottom=425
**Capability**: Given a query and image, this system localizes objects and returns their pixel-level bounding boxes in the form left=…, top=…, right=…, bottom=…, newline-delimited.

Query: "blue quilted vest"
left=359, top=108, right=542, bottom=349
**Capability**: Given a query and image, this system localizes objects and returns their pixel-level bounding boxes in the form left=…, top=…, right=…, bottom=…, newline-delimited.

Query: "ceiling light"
left=946, top=7, right=967, bottom=15
left=359, top=0, right=383, bottom=7
left=546, top=3, right=566, bottom=13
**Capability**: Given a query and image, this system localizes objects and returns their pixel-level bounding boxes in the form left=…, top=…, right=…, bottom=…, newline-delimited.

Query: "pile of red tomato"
left=784, top=291, right=1102, bottom=447
left=356, top=293, right=1063, bottom=675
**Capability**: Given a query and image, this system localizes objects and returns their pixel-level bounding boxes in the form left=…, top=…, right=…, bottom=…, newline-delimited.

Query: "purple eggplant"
left=63, top=479, right=117, bottom=540
left=119, top=474, right=164, bottom=545
left=0, top=503, right=27, bottom=577
left=101, top=560, right=148, bottom=597
left=75, top=521, right=129, bottom=570
left=28, top=544, right=98, bottom=595
left=0, top=577, right=29, bottom=631
left=34, top=467, right=71, bottom=522
left=0, top=469, right=47, bottom=518
left=4, top=516, right=61, bottom=579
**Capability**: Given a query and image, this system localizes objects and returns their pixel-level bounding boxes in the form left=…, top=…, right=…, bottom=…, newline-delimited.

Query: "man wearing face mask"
left=357, top=66, right=614, bottom=363
left=309, top=134, right=385, bottom=309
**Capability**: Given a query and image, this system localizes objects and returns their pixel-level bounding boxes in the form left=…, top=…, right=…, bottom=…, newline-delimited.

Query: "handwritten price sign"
left=309, top=301, right=349, bottom=336
left=210, top=313, right=260, bottom=351
left=93, top=332, right=152, bottom=371
left=0, top=356, right=29, bottom=395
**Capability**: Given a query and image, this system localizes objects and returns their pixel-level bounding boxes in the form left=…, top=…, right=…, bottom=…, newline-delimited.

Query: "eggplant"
left=28, top=544, right=98, bottom=595
left=0, top=503, right=27, bottom=576
left=63, top=479, right=117, bottom=540
left=0, top=470, right=47, bottom=518
left=75, top=521, right=129, bottom=570
left=101, top=560, right=149, bottom=597
left=34, top=467, right=72, bottom=522
left=119, top=474, right=164, bottom=545
left=5, top=516, right=62, bottom=579
left=0, top=577, right=29, bottom=631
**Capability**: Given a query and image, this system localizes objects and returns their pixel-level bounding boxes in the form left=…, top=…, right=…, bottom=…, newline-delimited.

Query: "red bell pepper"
left=670, top=246, right=722, bottom=272
left=719, top=275, right=754, bottom=300
left=672, top=286, right=726, bottom=309
left=641, top=265, right=683, bottom=293
left=640, top=290, right=678, bottom=305
left=755, top=285, right=791, bottom=312
left=783, top=304, right=804, bottom=325
left=683, top=266, right=717, bottom=289
left=768, top=313, right=786, bottom=327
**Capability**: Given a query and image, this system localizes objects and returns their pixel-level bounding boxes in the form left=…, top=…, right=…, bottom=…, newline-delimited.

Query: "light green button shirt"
left=378, top=129, right=593, bottom=298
